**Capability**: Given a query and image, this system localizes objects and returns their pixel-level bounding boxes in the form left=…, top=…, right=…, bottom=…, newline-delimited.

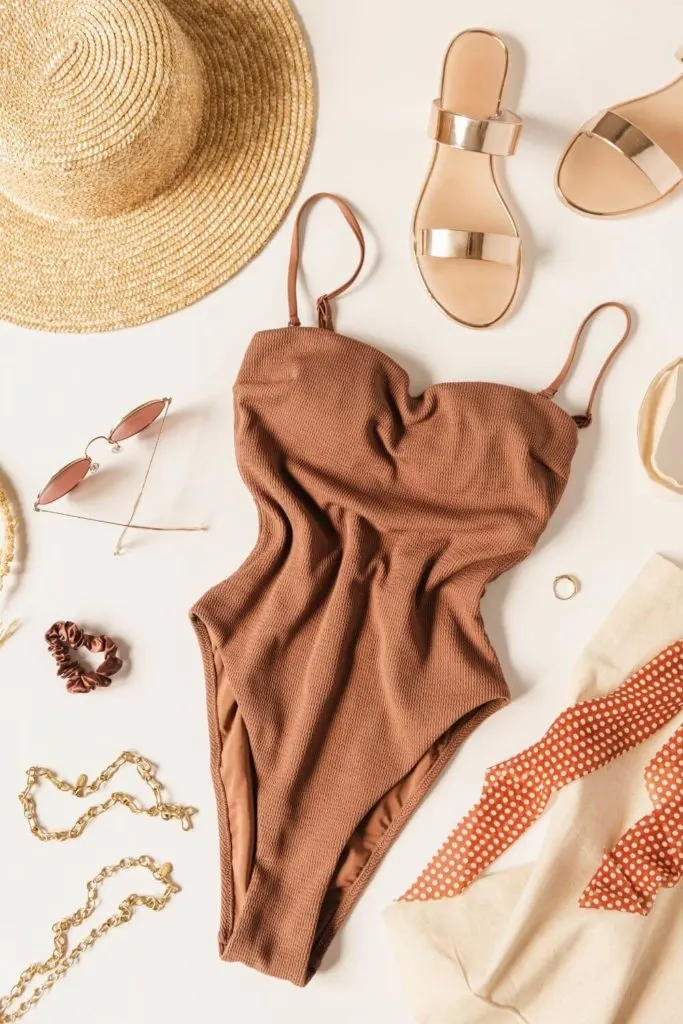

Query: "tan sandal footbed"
left=557, top=53, right=683, bottom=218
left=413, top=29, right=522, bottom=330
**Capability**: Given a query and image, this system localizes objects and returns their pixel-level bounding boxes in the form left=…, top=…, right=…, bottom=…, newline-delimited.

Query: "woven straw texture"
left=0, top=0, right=314, bottom=332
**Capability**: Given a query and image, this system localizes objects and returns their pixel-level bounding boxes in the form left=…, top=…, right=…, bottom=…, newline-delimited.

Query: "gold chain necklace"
left=0, top=856, right=179, bottom=1023
left=2, top=752, right=196, bottom=1021
left=19, top=751, right=197, bottom=840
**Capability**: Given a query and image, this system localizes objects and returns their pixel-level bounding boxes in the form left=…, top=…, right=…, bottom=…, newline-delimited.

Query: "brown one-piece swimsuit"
left=191, top=193, right=633, bottom=986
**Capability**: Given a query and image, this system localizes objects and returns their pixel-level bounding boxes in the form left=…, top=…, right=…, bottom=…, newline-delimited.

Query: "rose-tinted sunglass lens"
left=109, top=400, right=167, bottom=444
left=37, top=458, right=91, bottom=505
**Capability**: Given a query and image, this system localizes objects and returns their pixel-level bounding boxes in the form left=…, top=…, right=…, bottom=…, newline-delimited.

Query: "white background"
left=2, top=1, right=683, bottom=1021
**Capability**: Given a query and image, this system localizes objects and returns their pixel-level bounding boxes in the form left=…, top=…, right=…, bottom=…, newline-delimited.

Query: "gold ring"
left=553, top=574, right=580, bottom=601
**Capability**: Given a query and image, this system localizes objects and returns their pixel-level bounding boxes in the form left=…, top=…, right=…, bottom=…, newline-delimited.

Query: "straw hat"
left=0, top=0, right=314, bottom=332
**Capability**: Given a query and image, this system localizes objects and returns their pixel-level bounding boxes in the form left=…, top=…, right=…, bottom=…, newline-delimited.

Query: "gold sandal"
left=557, top=48, right=683, bottom=217
left=413, top=28, right=523, bottom=329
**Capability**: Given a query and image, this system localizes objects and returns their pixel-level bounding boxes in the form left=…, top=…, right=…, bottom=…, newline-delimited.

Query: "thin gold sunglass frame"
left=33, top=398, right=204, bottom=554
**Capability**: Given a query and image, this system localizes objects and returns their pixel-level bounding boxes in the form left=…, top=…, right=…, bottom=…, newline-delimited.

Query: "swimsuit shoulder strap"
left=540, top=302, right=634, bottom=428
left=287, top=193, right=366, bottom=331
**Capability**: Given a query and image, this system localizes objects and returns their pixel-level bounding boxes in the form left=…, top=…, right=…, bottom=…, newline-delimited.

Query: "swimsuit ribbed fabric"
left=190, top=193, right=634, bottom=986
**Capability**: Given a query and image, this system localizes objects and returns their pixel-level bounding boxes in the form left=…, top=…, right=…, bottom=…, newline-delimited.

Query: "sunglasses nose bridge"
left=84, top=434, right=114, bottom=460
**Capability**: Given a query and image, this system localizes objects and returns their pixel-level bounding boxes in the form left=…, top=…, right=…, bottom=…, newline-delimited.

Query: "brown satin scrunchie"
left=45, top=621, right=123, bottom=694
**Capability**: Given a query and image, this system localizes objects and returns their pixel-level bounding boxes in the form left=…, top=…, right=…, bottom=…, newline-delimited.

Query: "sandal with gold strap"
left=413, top=28, right=523, bottom=330
left=557, top=47, right=683, bottom=217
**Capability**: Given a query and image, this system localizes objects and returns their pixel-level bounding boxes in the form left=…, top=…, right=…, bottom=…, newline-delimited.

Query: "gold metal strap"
left=418, top=228, right=520, bottom=265
left=19, top=751, right=197, bottom=841
left=428, top=101, right=522, bottom=155
left=0, top=857, right=180, bottom=1023
left=583, top=111, right=683, bottom=195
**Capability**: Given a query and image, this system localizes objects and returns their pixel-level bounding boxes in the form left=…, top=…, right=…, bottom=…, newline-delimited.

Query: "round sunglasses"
left=34, top=398, right=204, bottom=553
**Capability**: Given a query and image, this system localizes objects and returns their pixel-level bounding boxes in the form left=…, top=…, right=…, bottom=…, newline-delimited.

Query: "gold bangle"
left=553, top=574, right=580, bottom=601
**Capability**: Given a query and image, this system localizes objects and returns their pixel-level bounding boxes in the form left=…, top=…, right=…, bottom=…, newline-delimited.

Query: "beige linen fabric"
left=638, top=359, right=683, bottom=492
left=385, top=554, right=683, bottom=1024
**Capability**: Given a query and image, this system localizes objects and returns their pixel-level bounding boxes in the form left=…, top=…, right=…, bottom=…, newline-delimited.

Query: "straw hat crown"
left=0, top=0, right=205, bottom=220
left=0, top=0, right=313, bottom=331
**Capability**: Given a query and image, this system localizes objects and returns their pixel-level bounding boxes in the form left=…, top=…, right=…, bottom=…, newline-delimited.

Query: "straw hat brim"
left=0, top=0, right=314, bottom=333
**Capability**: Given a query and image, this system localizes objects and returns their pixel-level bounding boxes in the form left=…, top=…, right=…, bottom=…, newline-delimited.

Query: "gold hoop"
left=553, top=574, right=580, bottom=601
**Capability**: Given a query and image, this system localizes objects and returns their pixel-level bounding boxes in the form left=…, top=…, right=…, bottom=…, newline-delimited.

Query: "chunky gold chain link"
left=18, top=751, right=197, bottom=840
left=0, top=856, right=180, bottom=1023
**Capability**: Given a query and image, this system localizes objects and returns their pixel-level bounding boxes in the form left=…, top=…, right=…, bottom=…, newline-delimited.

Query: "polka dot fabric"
left=400, top=640, right=683, bottom=907
left=580, top=727, right=683, bottom=914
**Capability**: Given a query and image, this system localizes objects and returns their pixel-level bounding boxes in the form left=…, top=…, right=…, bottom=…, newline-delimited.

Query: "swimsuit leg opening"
left=308, top=695, right=508, bottom=978
left=191, top=611, right=257, bottom=953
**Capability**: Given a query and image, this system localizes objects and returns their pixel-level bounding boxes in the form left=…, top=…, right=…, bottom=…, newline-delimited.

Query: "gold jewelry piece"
left=553, top=574, right=581, bottom=601
left=0, top=856, right=180, bottom=1023
left=19, top=751, right=197, bottom=842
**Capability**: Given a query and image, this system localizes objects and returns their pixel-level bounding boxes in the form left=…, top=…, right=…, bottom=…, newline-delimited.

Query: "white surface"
left=1, top=2, right=683, bottom=1021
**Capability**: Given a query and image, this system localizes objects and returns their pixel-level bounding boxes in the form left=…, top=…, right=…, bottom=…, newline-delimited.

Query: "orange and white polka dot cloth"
left=580, top=727, right=683, bottom=913
left=401, top=639, right=683, bottom=912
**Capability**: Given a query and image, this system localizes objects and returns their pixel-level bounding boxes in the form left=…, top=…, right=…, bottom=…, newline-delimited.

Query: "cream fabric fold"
left=385, top=554, right=683, bottom=1024
left=638, top=359, right=683, bottom=493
